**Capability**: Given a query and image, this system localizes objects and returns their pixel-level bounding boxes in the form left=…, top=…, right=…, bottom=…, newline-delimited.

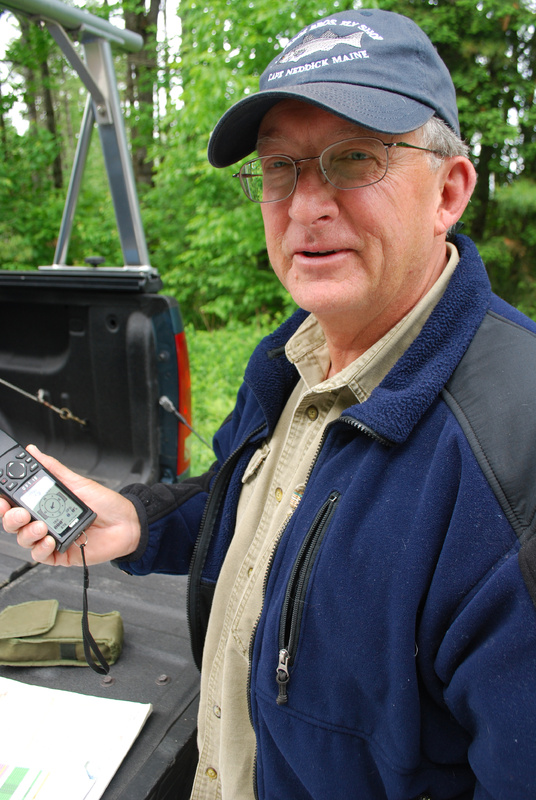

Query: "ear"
left=434, top=157, right=477, bottom=237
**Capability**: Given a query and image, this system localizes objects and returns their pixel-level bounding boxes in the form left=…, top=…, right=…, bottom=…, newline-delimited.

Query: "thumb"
left=25, top=444, right=81, bottom=487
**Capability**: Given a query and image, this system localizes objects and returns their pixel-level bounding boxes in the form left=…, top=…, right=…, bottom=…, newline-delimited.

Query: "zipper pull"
left=276, top=648, right=290, bottom=705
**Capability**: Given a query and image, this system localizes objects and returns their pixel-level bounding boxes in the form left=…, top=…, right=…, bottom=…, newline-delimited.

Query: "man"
left=3, top=8, right=536, bottom=799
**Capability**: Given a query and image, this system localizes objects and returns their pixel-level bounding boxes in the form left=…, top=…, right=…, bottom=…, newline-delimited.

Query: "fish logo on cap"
left=278, top=30, right=365, bottom=64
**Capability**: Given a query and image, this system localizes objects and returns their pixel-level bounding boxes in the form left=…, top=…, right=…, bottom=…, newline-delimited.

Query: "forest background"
left=1, top=0, right=536, bottom=472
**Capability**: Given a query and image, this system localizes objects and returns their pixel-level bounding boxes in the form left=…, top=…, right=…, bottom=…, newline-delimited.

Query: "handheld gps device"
left=0, top=429, right=96, bottom=552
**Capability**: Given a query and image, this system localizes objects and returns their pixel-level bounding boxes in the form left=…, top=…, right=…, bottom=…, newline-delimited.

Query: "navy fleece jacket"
left=120, top=236, right=536, bottom=799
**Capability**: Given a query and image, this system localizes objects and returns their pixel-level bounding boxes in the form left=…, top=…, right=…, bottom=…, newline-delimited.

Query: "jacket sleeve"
left=437, top=551, right=536, bottom=798
left=114, top=466, right=219, bottom=575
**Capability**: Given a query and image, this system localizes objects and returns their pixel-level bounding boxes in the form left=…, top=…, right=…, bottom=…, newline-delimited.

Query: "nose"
left=294, top=155, right=327, bottom=186
left=288, top=158, right=338, bottom=225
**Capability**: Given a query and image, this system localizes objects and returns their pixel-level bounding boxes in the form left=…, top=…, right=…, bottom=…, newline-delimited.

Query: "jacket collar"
left=350, top=235, right=491, bottom=443
left=244, top=235, right=491, bottom=445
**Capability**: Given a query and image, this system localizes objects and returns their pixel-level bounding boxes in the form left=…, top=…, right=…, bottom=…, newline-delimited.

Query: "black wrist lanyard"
left=78, top=537, right=110, bottom=675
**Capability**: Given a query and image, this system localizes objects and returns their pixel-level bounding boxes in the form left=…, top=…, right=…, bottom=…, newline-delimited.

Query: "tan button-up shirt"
left=190, top=246, right=459, bottom=799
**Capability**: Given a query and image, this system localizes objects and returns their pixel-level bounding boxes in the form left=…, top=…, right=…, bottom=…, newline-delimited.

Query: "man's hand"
left=0, top=445, right=142, bottom=567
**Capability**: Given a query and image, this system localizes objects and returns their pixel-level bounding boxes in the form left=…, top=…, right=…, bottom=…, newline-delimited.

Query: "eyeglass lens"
left=239, top=138, right=390, bottom=203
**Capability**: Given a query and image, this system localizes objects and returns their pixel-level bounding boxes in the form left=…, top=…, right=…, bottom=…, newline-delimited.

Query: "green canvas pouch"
left=0, top=599, right=124, bottom=667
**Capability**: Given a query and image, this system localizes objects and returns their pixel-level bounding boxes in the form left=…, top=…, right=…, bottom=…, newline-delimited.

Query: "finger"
left=26, top=445, right=74, bottom=482
left=0, top=497, right=12, bottom=516
left=1, top=506, right=33, bottom=534
left=29, top=533, right=58, bottom=564
left=16, top=520, right=49, bottom=549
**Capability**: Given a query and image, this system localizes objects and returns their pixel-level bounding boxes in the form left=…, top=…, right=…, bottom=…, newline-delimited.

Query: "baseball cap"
left=208, top=8, right=459, bottom=168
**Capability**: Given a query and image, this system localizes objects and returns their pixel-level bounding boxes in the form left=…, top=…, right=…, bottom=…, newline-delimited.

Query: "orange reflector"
left=175, top=330, right=191, bottom=477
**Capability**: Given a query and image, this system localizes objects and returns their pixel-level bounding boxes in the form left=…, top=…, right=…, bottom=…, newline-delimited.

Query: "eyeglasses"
left=233, top=136, right=444, bottom=204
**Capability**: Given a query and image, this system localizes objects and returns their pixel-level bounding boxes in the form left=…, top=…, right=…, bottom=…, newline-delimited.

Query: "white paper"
left=0, top=676, right=152, bottom=799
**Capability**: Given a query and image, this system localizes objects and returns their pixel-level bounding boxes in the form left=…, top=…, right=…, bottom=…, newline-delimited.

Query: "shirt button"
left=213, top=704, right=221, bottom=718
left=247, top=566, right=253, bottom=577
left=306, top=405, right=319, bottom=421
left=206, top=767, right=218, bottom=780
left=275, top=487, right=283, bottom=502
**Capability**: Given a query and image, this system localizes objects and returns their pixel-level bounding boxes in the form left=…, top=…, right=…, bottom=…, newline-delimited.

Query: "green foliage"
left=2, top=0, right=536, bottom=321
left=484, top=178, right=536, bottom=318
left=0, top=126, right=64, bottom=268
left=145, top=0, right=357, bottom=327
left=145, top=0, right=536, bottom=325
left=0, top=11, right=123, bottom=268
left=0, top=120, right=123, bottom=268
left=146, top=144, right=294, bottom=327
left=186, top=318, right=275, bottom=473
left=65, top=139, right=123, bottom=266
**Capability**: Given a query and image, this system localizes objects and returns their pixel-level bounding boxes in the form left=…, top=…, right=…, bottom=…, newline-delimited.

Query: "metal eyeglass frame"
left=233, top=137, right=445, bottom=204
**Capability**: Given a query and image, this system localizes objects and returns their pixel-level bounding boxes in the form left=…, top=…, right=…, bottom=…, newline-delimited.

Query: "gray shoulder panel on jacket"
left=442, top=310, right=536, bottom=606
left=442, top=310, right=536, bottom=545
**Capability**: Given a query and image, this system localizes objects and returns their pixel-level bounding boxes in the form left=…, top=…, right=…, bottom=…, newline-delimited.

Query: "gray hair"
left=417, top=116, right=471, bottom=237
left=418, top=116, right=470, bottom=164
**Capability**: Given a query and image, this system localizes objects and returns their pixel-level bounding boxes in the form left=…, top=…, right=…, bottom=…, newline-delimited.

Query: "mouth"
left=301, top=250, right=338, bottom=258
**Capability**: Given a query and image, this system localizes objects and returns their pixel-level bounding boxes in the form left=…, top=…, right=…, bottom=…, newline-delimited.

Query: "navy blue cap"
left=208, top=9, right=459, bottom=168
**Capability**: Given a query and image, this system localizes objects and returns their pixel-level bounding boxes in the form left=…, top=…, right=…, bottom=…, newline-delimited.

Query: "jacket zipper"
left=189, top=411, right=387, bottom=655
left=247, top=416, right=385, bottom=796
left=275, top=490, right=341, bottom=705
left=248, top=510, right=295, bottom=800
left=340, top=415, right=394, bottom=447
left=273, top=417, right=385, bottom=706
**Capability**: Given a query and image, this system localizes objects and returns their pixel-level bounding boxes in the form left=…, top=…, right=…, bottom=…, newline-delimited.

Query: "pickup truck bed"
left=0, top=533, right=199, bottom=799
left=0, top=3, right=199, bottom=794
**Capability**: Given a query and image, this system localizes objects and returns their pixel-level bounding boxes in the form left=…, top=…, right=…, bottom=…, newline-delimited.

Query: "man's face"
left=258, top=100, right=452, bottom=349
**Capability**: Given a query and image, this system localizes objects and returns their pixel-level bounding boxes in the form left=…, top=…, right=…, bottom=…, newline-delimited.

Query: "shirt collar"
left=285, top=243, right=460, bottom=401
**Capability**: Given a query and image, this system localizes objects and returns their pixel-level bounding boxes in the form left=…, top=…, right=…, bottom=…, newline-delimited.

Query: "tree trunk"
left=40, top=56, right=63, bottom=189
left=123, top=0, right=161, bottom=186
left=0, top=80, right=7, bottom=154
left=471, top=143, right=494, bottom=241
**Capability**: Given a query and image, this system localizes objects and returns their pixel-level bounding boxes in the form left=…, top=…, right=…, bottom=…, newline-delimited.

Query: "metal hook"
left=76, top=532, right=88, bottom=548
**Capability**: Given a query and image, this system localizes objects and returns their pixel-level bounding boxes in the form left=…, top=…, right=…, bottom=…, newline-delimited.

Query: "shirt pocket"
left=241, top=441, right=271, bottom=484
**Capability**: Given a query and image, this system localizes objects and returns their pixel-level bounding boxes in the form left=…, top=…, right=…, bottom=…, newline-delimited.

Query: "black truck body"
left=0, top=2, right=199, bottom=796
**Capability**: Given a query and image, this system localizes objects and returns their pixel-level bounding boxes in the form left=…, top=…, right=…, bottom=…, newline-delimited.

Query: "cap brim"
left=208, top=82, right=436, bottom=168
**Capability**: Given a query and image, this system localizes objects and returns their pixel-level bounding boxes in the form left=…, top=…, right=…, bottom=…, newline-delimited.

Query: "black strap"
left=79, top=541, right=110, bottom=675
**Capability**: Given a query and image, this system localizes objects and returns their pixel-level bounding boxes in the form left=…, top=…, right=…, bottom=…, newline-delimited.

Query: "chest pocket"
left=276, top=490, right=341, bottom=705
